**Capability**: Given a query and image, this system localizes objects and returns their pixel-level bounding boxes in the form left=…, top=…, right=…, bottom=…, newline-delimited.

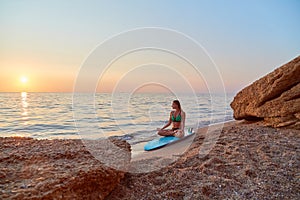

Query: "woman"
left=157, top=100, right=185, bottom=138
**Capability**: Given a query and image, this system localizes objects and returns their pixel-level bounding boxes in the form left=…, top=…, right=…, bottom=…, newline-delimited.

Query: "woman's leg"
left=157, top=129, right=175, bottom=136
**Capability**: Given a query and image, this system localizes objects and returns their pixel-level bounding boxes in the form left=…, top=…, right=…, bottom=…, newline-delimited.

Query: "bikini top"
left=171, top=111, right=181, bottom=122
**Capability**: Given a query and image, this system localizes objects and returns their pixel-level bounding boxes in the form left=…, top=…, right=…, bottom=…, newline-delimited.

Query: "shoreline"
left=1, top=119, right=236, bottom=155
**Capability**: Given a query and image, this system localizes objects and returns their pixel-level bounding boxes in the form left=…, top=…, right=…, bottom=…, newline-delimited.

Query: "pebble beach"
left=1, top=120, right=299, bottom=199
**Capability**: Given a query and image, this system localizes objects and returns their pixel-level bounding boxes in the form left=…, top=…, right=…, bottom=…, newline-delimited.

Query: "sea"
left=0, top=92, right=234, bottom=147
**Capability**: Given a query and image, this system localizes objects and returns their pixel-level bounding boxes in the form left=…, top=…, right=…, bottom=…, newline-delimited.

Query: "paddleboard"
left=144, top=129, right=195, bottom=151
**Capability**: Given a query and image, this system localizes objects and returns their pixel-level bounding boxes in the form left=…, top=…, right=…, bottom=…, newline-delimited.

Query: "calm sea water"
left=0, top=92, right=234, bottom=145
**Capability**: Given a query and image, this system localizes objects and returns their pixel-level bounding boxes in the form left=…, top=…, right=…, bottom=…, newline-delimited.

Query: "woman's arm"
left=180, top=111, right=186, bottom=131
left=160, top=112, right=172, bottom=130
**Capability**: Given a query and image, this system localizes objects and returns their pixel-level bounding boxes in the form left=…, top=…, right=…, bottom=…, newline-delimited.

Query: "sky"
left=0, top=0, right=299, bottom=93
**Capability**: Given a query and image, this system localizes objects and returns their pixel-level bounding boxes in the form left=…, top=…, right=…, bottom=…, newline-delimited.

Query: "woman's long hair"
left=173, top=100, right=181, bottom=110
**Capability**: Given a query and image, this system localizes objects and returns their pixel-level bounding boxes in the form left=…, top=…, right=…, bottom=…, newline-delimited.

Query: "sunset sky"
left=1, top=0, right=299, bottom=93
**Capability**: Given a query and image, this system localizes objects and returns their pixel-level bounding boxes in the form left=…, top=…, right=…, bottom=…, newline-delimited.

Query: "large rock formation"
left=230, top=56, right=300, bottom=129
left=0, top=137, right=131, bottom=199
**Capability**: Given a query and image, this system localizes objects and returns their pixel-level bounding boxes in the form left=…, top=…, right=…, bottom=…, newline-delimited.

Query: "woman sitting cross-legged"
left=157, top=100, right=185, bottom=138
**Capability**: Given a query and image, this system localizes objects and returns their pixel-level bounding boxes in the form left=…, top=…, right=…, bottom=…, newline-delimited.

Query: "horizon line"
left=0, top=91, right=238, bottom=95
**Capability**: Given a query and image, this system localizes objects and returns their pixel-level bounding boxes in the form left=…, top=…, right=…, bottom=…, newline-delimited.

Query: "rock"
left=0, top=137, right=131, bottom=200
left=230, top=55, right=300, bottom=129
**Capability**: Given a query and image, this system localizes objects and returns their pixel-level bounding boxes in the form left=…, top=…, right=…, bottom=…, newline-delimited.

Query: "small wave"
left=110, top=134, right=134, bottom=141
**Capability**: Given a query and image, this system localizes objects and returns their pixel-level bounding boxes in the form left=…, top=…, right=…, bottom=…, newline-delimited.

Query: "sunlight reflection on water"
left=21, top=92, right=28, bottom=125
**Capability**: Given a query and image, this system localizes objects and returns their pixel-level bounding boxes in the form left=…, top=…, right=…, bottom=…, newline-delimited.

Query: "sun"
left=20, top=76, right=28, bottom=84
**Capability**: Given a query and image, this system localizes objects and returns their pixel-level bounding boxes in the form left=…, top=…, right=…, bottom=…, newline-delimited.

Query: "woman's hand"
left=174, top=129, right=184, bottom=138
